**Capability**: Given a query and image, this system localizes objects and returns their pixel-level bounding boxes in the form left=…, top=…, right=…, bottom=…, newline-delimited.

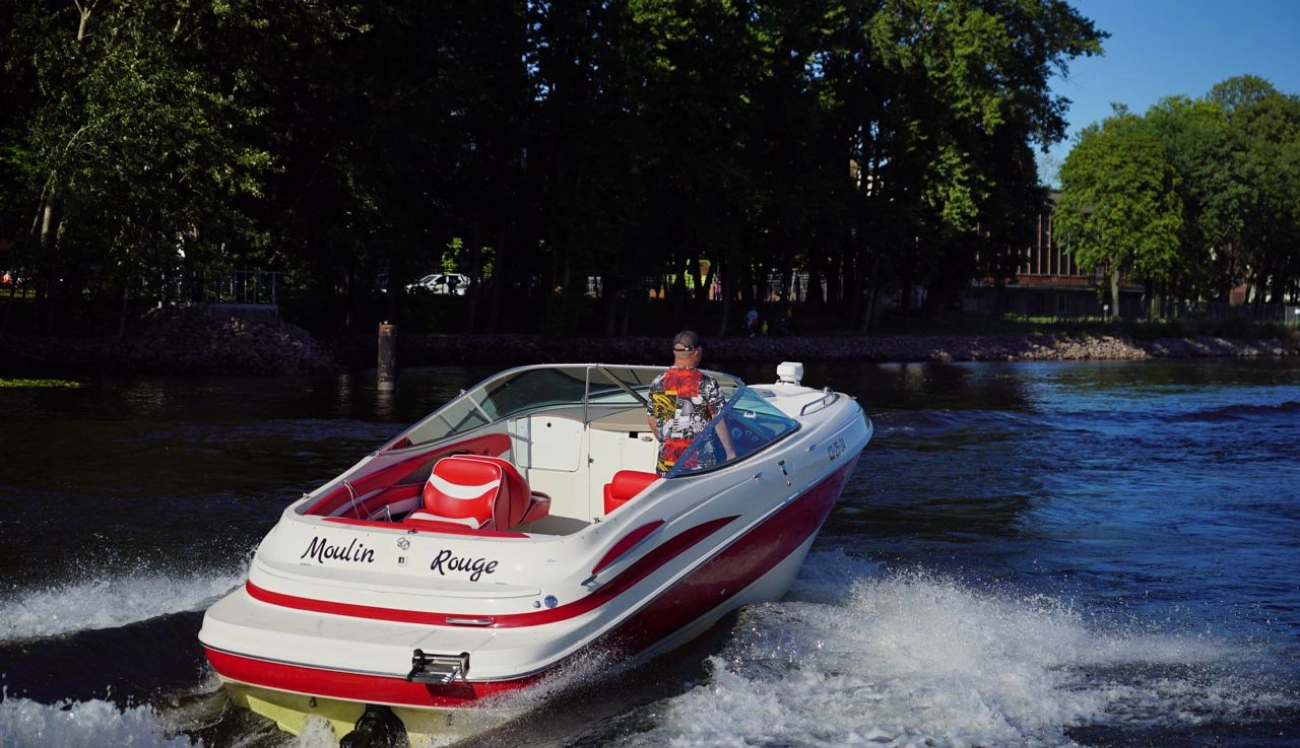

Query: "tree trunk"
left=485, top=225, right=504, bottom=334
left=75, top=0, right=96, bottom=41
left=857, top=252, right=880, bottom=334
left=618, top=287, right=636, bottom=337
left=462, top=214, right=482, bottom=335
left=1, top=282, right=15, bottom=338
left=38, top=191, right=60, bottom=335
left=715, top=255, right=732, bottom=339
left=117, top=274, right=131, bottom=338
left=1110, top=267, right=1121, bottom=319
left=898, top=273, right=912, bottom=331
left=602, top=274, right=619, bottom=337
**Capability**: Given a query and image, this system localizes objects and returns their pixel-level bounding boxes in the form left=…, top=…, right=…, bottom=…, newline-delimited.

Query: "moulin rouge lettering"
left=301, top=536, right=376, bottom=565
left=430, top=549, right=499, bottom=582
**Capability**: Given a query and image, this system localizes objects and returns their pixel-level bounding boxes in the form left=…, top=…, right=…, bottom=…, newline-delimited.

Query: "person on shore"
left=778, top=303, right=793, bottom=335
left=645, top=330, right=736, bottom=475
left=744, top=306, right=759, bottom=337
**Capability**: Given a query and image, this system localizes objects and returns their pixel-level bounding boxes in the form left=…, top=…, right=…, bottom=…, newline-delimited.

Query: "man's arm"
left=704, top=377, right=736, bottom=460
left=714, top=419, right=736, bottom=460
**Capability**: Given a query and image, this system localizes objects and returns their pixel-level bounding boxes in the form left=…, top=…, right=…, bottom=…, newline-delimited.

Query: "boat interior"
left=299, top=402, right=666, bottom=538
left=293, top=365, right=807, bottom=540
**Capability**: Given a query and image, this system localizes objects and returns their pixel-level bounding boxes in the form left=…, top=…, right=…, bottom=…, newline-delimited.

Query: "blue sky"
left=1041, top=0, right=1300, bottom=184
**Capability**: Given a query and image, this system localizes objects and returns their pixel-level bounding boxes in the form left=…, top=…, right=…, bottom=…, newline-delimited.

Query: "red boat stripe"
left=204, top=646, right=531, bottom=708
left=246, top=516, right=737, bottom=627
left=592, top=519, right=665, bottom=574
left=601, top=458, right=857, bottom=652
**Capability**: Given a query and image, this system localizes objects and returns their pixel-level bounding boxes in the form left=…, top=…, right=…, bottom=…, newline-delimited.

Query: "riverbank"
left=369, top=329, right=1300, bottom=367
left=0, top=308, right=337, bottom=377
left=2, top=308, right=1298, bottom=377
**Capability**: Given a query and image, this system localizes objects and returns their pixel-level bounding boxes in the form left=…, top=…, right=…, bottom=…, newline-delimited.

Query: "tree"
left=0, top=0, right=365, bottom=333
left=1141, top=95, right=1246, bottom=306
left=829, top=0, right=1103, bottom=328
left=1056, top=112, right=1184, bottom=317
left=0, top=0, right=1113, bottom=338
left=1210, top=76, right=1300, bottom=305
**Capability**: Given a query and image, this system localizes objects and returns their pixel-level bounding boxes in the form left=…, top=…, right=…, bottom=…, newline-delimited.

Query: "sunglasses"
left=673, top=345, right=699, bottom=352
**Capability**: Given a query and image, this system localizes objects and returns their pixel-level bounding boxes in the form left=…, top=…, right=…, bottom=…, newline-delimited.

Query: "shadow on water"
left=0, top=611, right=207, bottom=706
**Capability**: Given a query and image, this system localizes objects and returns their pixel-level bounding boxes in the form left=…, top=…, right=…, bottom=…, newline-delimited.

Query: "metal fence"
left=205, top=270, right=279, bottom=308
left=1183, top=301, right=1300, bottom=325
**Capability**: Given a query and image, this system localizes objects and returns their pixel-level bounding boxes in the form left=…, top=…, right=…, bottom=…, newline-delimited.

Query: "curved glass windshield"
left=400, top=364, right=742, bottom=448
left=665, top=386, right=799, bottom=477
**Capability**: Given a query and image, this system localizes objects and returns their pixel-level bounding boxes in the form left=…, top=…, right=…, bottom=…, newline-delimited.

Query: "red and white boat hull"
left=199, top=363, right=871, bottom=742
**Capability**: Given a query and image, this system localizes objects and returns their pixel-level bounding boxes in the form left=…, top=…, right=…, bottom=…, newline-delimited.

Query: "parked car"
left=405, top=273, right=469, bottom=295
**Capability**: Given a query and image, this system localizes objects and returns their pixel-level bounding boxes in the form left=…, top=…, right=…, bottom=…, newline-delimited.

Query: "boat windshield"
left=400, top=364, right=742, bottom=447
left=665, top=385, right=799, bottom=478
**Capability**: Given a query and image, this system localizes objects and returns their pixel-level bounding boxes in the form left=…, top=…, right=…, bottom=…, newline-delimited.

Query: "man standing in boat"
left=646, top=330, right=737, bottom=475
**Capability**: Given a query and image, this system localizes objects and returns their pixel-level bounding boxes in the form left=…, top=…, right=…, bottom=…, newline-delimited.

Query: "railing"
left=1181, top=300, right=1299, bottom=324
left=206, top=270, right=279, bottom=307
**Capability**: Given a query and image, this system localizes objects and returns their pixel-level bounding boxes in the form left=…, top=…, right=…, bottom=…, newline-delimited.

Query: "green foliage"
left=0, top=378, right=81, bottom=389
left=0, top=0, right=367, bottom=332
left=30, top=1, right=1284, bottom=341
left=1056, top=111, right=1185, bottom=315
left=1056, top=75, right=1300, bottom=316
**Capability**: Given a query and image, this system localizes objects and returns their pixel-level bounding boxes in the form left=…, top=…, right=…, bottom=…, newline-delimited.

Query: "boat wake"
left=0, top=696, right=206, bottom=748
left=0, top=565, right=246, bottom=643
left=610, top=549, right=1299, bottom=747
left=0, top=671, right=354, bottom=748
left=3, top=550, right=1295, bottom=747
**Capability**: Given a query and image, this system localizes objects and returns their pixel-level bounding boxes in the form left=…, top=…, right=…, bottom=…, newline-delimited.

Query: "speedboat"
left=199, top=361, right=872, bottom=745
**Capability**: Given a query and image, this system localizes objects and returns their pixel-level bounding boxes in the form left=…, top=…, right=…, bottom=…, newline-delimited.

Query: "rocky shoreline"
left=2, top=308, right=1298, bottom=377
left=378, top=329, right=1300, bottom=367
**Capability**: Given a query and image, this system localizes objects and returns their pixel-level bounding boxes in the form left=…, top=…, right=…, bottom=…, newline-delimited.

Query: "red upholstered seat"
left=412, top=455, right=532, bottom=530
left=519, top=493, right=551, bottom=525
left=410, top=455, right=549, bottom=530
left=603, top=470, right=659, bottom=515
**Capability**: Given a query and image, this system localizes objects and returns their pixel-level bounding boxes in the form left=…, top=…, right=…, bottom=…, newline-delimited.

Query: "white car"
left=405, top=273, right=469, bottom=295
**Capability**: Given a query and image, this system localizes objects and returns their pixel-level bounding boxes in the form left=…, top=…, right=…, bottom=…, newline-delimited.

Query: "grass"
left=0, top=378, right=81, bottom=389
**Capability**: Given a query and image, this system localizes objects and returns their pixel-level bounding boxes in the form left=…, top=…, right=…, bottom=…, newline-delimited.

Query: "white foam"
left=612, top=551, right=1285, bottom=748
left=291, top=716, right=348, bottom=748
left=0, top=568, right=245, bottom=642
left=0, top=697, right=201, bottom=748
left=0, top=684, right=354, bottom=748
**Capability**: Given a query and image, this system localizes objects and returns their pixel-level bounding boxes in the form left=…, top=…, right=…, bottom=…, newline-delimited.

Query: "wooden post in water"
left=378, top=322, right=398, bottom=392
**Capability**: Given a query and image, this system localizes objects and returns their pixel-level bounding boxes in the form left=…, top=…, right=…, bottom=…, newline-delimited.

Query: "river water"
left=1, top=358, right=1298, bottom=747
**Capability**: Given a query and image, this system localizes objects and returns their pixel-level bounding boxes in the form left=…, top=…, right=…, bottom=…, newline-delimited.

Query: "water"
left=2, top=359, right=1298, bottom=747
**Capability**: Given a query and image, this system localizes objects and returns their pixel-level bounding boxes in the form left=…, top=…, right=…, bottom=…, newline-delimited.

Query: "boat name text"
left=301, top=536, right=376, bottom=565
left=826, top=436, right=846, bottom=461
left=430, top=549, right=499, bottom=582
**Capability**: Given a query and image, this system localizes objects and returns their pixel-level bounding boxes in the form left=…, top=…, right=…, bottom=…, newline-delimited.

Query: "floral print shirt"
left=646, top=366, right=726, bottom=474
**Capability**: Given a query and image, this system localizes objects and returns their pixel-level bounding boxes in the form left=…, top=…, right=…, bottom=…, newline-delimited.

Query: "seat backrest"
left=421, top=455, right=530, bottom=530
left=603, top=470, right=659, bottom=514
